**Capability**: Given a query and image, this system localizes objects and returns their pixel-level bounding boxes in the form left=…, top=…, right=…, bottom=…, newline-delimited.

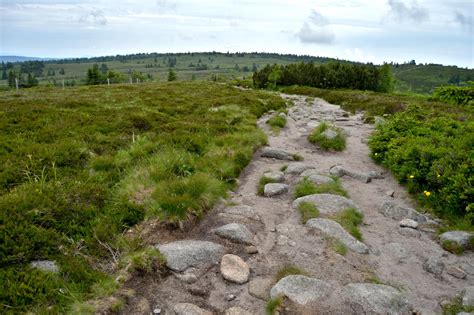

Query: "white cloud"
left=79, top=9, right=107, bottom=26
left=296, top=9, right=335, bottom=44
left=387, top=0, right=429, bottom=22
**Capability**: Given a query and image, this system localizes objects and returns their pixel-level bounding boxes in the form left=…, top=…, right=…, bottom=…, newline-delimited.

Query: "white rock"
left=399, top=219, right=419, bottom=229
left=220, top=254, right=250, bottom=284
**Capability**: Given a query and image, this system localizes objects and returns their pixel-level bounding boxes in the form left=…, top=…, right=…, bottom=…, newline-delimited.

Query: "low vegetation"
left=266, top=296, right=284, bottom=315
left=257, top=175, right=280, bottom=196
left=274, top=264, right=308, bottom=283
left=308, top=122, right=346, bottom=151
left=441, top=238, right=474, bottom=255
left=0, top=81, right=285, bottom=313
left=297, top=201, right=320, bottom=223
left=432, top=84, right=474, bottom=106
left=294, top=177, right=348, bottom=199
left=266, top=113, right=287, bottom=132
left=441, top=296, right=474, bottom=315
left=332, top=208, right=364, bottom=241
left=328, top=238, right=348, bottom=256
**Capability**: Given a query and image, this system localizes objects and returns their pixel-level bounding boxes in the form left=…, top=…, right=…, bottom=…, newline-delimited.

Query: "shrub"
left=332, top=208, right=364, bottom=240
left=122, top=247, right=166, bottom=274
left=308, top=122, right=346, bottom=151
left=433, top=84, right=474, bottom=106
left=297, top=202, right=319, bottom=223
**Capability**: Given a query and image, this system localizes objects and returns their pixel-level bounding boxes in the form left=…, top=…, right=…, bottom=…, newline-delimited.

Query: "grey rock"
left=321, top=129, right=338, bottom=140
left=398, top=227, right=421, bottom=238
left=261, top=147, right=295, bottom=161
left=384, top=243, right=409, bottom=262
left=293, top=194, right=361, bottom=216
left=220, top=254, right=250, bottom=284
left=157, top=240, right=224, bottom=272
left=285, top=163, right=314, bottom=175
left=306, top=218, right=369, bottom=254
left=329, top=165, right=345, bottom=177
left=248, top=277, right=273, bottom=300
left=224, top=307, right=251, bottom=315
left=173, top=303, right=212, bottom=315
left=329, top=165, right=382, bottom=183
left=447, top=266, right=467, bottom=279
left=440, top=231, right=473, bottom=251
left=226, top=294, right=236, bottom=301
left=244, top=245, right=258, bottom=254
left=300, top=168, right=322, bottom=177
left=423, top=257, right=445, bottom=276
left=304, top=174, right=335, bottom=185
left=30, top=260, right=59, bottom=273
left=378, top=200, right=428, bottom=223
left=342, top=283, right=413, bottom=314
left=270, top=275, right=332, bottom=306
left=386, top=190, right=395, bottom=197
left=264, top=183, right=289, bottom=197
left=220, top=205, right=260, bottom=221
left=456, top=312, right=473, bottom=315
left=213, top=223, right=254, bottom=245
left=374, top=116, right=386, bottom=126
left=174, top=269, right=198, bottom=283
left=462, top=286, right=474, bottom=307
left=399, top=218, right=419, bottom=229
left=263, top=171, right=285, bottom=183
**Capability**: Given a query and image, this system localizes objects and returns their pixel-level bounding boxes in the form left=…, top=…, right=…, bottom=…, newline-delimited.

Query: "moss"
left=267, top=115, right=287, bottom=131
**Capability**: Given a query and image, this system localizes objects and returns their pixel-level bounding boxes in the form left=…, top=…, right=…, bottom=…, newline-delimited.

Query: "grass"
left=266, top=296, right=284, bottom=315
left=328, top=238, right=348, bottom=256
left=441, top=237, right=474, bottom=255
left=297, top=202, right=320, bottom=223
left=292, top=153, right=304, bottom=161
left=0, top=81, right=285, bottom=313
left=294, top=177, right=348, bottom=199
left=332, top=208, right=364, bottom=241
left=441, top=296, right=474, bottom=315
left=257, top=175, right=280, bottom=196
left=308, top=122, right=346, bottom=151
left=274, top=264, right=308, bottom=283
left=120, top=247, right=166, bottom=274
left=266, top=114, right=287, bottom=132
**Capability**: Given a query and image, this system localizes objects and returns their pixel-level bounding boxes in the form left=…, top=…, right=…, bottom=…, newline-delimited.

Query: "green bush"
left=308, top=122, right=346, bottom=151
left=433, top=84, right=474, bottom=106
left=294, top=178, right=317, bottom=198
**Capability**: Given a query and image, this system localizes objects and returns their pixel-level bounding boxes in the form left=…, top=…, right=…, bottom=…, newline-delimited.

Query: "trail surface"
left=125, top=94, right=474, bottom=315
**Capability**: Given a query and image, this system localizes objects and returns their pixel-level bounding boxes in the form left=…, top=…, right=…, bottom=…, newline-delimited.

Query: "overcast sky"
left=0, top=0, right=472, bottom=67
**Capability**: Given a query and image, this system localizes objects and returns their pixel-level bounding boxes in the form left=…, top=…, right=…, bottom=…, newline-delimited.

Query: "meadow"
left=0, top=81, right=285, bottom=313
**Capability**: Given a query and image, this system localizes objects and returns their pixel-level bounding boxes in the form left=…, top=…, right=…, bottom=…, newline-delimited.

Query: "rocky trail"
left=124, top=94, right=474, bottom=315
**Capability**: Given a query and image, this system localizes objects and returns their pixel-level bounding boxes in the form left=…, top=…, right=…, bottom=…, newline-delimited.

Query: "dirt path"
left=125, top=94, right=474, bottom=315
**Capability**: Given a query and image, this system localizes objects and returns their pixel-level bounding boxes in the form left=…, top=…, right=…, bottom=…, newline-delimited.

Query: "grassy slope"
left=0, top=81, right=285, bottom=313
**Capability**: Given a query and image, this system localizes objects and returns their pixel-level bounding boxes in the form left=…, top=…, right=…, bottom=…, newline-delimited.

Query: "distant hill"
left=0, top=55, right=53, bottom=63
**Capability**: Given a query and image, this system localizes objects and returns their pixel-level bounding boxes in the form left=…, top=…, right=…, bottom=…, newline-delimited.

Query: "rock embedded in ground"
left=300, top=168, right=322, bottom=177
left=447, top=266, right=467, bottom=279
left=462, top=286, right=474, bottom=307
left=439, top=231, right=473, bottom=251
left=398, top=227, right=421, bottom=238
left=220, top=205, right=260, bottom=221
left=303, top=174, right=335, bottom=185
left=264, top=183, right=289, bottom=197
left=157, top=240, right=224, bottom=272
left=30, top=260, right=59, bottom=273
left=213, top=223, right=254, bottom=245
left=342, top=283, right=413, bottom=314
left=285, top=163, right=314, bottom=175
left=261, top=147, right=295, bottom=161
left=270, top=275, right=332, bottom=306
left=399, top=218, right=419, bottom=229
left=384, top=243, right=409, bottom=262
left=174, top=269, right=198, bottom=284
left=378, top=200, right=428, bottom=223
left=244, top=245, right=258, bottom=254
left=306, top=218, right=369, bottom=254
left=173, top=303, right=212, bottom=315
left=263, top=171, right=285, bottom=182
left=224, top=307, right=252, bottom=315
left=329, top=165, right=345, bottom=177
left=248, top=277, right=273, bottom=300
left=293, top=193, right=361, bottom=216
left=422, top=257, right=445, bottom=276
left=220, top=254, right=250, bottom=284
left=321, top=129, right=338, bottom=140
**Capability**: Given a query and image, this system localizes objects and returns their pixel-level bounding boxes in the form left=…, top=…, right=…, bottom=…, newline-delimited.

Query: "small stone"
left=30, top=260, right=60, bottom=273
left=398, top=227, right=421, bottom=238
left=153, top=308, right=161, bottom=314
left=226, top=294, right=237, bottom=301
left=386, top=190, right=395, bottom=197
left=244, top=245, right=258, bottom=254
left=213, top=223, right=254, bottom=245
left=462, top=286, right=474, bottom=307
left=264, top=183, right=289, bottom=197
left=422, top=257, right=445, bottom=276
left=447, top=266, right=467, bottom=279
left=173, top=303, right=212, bottom=315
left=248, top=277, right=273, bottom=300
left=220, top=254, right=250, bottom=284
left=188, top=287, right=208, bottom=297
left=285, top=163, right=313, bottom=175
left=263, top=171, right=285, bottom=183
left=224, top=307, right=252, bottom=315
left=399, top=219, right=418, bottom=229
left=288, top=241, right=297, bottom=247
left=174, top=271, right=198, bottom=284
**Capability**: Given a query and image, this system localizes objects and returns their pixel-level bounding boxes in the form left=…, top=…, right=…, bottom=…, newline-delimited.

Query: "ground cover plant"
left=308, top=122, right=346, bottom=151
left=0, top=81, right=285, bottom=313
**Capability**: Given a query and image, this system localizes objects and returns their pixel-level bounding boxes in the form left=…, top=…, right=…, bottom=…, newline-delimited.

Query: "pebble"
left=447, top=266, right=467, bottom=279
left=399, top=219, right=419, bottom=229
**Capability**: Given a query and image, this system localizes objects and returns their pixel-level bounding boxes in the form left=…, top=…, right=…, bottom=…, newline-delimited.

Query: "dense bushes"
left=0, top=81, right=285, bottom=312
left=369, top=106, right=473, bottom=223
left=432, top=84, right=474, bottom=106
left=253, top=62, right=394, bottom=93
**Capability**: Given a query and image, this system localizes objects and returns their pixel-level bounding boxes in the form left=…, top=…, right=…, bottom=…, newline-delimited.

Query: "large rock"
left=173, top=303, right=212, bottom=315
left=270, top=275, right=332, bottom=306
left=293, top=194, right=361, bottom=216
left=220, top=254, right=249, bottom=284
left=342, top=283, right=413, bottom=314
left=285, top=163, right=314, bottom=175
left=248, top=277, right=273, bottom=300
left=264, top=183, right=289, bottom=197
left=462, top=286, right=474, bottom=307
left=329, top=165, right=383, bottom=183
left=224, top=307, right=251, bottom=315
left=378, top=200, right=428, bottom=223
left=422, top=257, right=445, bottom=276
left=261, top=148, right=295, bottom=161
left=440, top=231, right=473, bottom=251
left=157, top=240, right=224, bottom=272
left=30, top=260, right=59, bottom=273
left=304, top=174, right=335, bottom=185
left=213, top=223, right=254, bottom=245
left=263, top=171, right=285, bottom=183
left=219, top=205, right=260, bottom=221
left=306, top=218, right=369, bottom=254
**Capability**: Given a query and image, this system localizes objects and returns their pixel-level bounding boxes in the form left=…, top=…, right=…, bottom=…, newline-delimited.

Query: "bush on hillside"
left=432, top=84, right=474, bottom=106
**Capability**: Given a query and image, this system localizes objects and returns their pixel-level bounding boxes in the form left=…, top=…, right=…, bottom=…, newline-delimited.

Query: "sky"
left=0, top=0, right=473, bottom=67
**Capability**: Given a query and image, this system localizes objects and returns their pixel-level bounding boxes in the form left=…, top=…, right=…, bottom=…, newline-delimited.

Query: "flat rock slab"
left=304, top=174, right=335, bottom=185
left=157, top=240, right=224, bottom=272
left=263, top=171, right=285, bottom=182
left=378, top=200, right=428, bottom=223
left=264, top=183, right=289, bottom=197
left=293, top=194, right=361, bottom=216
left=306, top=218, right=369, bottom=254
left=30, top=260, right=59, bottom=273
left=462, top=286, right=474, bottom=307
left=261, top=147, right=295, bottom=161
left=224, top=307, right=252, bottom=315
left=213, top=223, right=254, bottom=245
left=285, top=163, right=314, bottom=175
left=270, top=275, right=332, bottom=306
left=329, top=165, right=383, bottom=183
left=342, top=283, right=413, bottom=314
left=173, top=303, right=212, bottom=315
left=248, top=277, right=273, bottom=300
left=219, top=205, right=260, bottom=221
left=220, top=254, right=249, bottom=284
left=440, top=231, right=473, bottom=251
left=422, top=257, right=445, bottom=275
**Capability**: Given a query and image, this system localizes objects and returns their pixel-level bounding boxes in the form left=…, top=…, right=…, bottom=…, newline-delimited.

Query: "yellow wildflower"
left=423, top=191, right=431, bottom=197
left=409, top=175, right=414, bottom=179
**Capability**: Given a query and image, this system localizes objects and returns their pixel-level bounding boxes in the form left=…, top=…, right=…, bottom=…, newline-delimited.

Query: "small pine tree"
left=86, top=64, right=103, bottom=85
left=1, top=69, right=7, bottom=80
left=168, top=69, right=177, bottom=82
